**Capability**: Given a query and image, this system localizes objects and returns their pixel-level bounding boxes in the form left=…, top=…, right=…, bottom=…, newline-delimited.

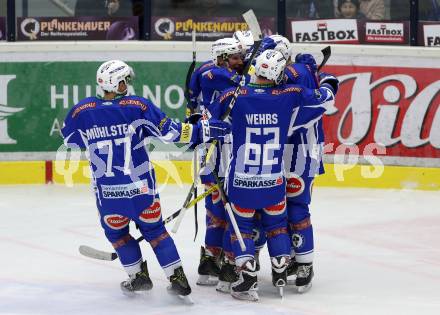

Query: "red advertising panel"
left=362, top=21, right=408, bottom=44
left=152, top=16, right=275, bottom=41
left=323, top=65, right=440, bottom=159
left=16, top=17, right=139, bottom=41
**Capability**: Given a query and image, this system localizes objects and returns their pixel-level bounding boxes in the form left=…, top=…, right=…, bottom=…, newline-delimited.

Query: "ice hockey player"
left=185, top=37, right=248, bottom=287
left=283, top=53, right=339, bottom=293
left=61, top=60, right=231, bottom=302
left=207, top=50, right=338, bottom=301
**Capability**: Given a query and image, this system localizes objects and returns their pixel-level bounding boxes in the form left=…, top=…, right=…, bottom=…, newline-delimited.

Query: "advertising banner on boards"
left=16, top=16, right=139, bottom=41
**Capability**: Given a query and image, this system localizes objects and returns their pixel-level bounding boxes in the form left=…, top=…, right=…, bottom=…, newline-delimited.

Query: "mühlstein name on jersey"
left=245, top=113, right=278, bottom=125
left=85, top=123, right=135, bottom=140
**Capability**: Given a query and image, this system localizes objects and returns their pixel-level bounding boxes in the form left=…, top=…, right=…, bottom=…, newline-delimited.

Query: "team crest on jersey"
left=254, top=89, right=266, bottom=94
left=231, top=204, right=254, bottom=218
left=286, top=175, right=305, bottom=197
left=103, top=214, right=130, bottom=230
left=139, top=198, right=161, bottom=223
left=263, top=198, right=286, bottom=216
left=292, top=233, right=305, bottom=249
left=102, top=101, right=113, bottom=105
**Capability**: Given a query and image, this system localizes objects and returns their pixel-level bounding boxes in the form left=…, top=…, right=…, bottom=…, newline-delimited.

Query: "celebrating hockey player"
left=185, top=37, right=247, bottom=286
left=207, top=50, right=338, bottom=301
left=61, top=60, right=230, bottom=302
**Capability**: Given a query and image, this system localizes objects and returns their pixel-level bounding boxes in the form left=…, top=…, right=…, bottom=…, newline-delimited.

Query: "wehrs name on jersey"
left=245, top=113, right=278, bottom=125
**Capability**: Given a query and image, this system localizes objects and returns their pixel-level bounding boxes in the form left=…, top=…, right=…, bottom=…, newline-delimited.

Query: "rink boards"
left=0, top=160, right=439, bottom=190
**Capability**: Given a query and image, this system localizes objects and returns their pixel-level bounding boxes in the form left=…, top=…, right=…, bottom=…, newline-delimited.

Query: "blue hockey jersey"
left=62, top=95, right=200, bottom=217
left=208, top=83, right=334, bottom=209
left=187, top=60, right=216, bottom=111
left=284, top=63, right=325, bottom=176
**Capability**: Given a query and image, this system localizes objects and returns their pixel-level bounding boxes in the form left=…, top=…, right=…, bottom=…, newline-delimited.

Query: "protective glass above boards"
left=151, top=0, right=276, bottom=41
left=15, top=0, right=143, bottom=41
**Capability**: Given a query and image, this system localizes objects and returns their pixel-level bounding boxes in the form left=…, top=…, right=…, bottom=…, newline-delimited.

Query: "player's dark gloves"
left=295, top=53, right=318, bottom=73
left=185, top=113, right=203, bottom=124
left=319, top=72, right=339, bottom=95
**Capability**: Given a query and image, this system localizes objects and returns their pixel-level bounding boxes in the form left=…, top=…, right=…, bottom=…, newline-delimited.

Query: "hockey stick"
left=172, top=30, right=199, bottom=235
left=203, top=9, right=263, bottom=252
left=317, top=46, right=331, bottom=72
left=78, top=184, right=219, bottom=261
left=171, top=9, right=263, bottom=239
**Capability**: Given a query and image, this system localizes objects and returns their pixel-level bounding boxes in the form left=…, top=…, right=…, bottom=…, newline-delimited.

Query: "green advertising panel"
left=0, top=62, right=192, bottom=152
left=0, top=61, right=190, bottom=152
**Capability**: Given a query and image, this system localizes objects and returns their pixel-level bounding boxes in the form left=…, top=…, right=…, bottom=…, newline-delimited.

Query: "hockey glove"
left=185, top=113, right=203, bottom=124
left=295, top=53, right=318, bottom=73
left=319, top=72, right=339, bottom=95
left=198, top=119, right=231, bottom=143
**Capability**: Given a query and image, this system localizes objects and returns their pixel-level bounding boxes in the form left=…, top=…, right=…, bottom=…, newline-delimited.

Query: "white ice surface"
left=0, top=184, right=439, bottom=315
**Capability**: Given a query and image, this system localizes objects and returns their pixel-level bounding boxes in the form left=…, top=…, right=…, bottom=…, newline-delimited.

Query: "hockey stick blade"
left=317, top=46, right=331, bottom=72
left=79, top=245, right=117, bottom=261
left=242, top=10, right=262, bottom=41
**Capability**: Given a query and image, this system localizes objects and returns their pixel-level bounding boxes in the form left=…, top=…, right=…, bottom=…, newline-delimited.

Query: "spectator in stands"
left=289, top=0, right=335, bottom=19
left=338, top=0, right=366, bottom=18
left=390, top=0, right=439, bottom=20
left=335, top=0, right=385, bottom=19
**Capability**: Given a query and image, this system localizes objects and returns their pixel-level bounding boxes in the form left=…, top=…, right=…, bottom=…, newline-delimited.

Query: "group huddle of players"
left=61, top=30, right=339, bottom=303
left=186, top=31, right=338, bottom=301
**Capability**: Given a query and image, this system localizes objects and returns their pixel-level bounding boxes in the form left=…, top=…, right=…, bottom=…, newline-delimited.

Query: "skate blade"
left=278, top=286, right=284, bottom=298
left=296, top=282, right=312, bottom=294
left=178, top=294, right=194, bottom=305
left=231, top=290, right=259, bottom=302
left=196, top=274, right=219, bottom=286
left=216, top=280, right=231, bottom=293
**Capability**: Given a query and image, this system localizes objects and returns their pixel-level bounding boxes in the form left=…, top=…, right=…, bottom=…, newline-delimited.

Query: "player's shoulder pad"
left=70, top=96, right=99, bottom=119
left=285, top=64, right=300, bottom=79
left=218, top=87, right=238, bottom=104
left=198, top=61, right=215, bottom=72
left=117, top=95, right=150, bottom=111
left=271, top=84, right=303, bottom=96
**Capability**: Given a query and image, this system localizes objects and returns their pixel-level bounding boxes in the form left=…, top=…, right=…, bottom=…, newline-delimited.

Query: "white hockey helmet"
left=96, top=60, right=134, bottom=94
left=233, top=30, right=254, bottom=54
left=269, top=34, right=292, bottom=61
left=254, top=49, right=286, bottom=84
left=211, top=38, right=243, bottom=66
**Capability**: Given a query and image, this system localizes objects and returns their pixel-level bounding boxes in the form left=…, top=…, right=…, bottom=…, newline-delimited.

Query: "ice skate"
left=271, top=256, right=288, bottom=298
left=120, top=261, right=153, bottom=296
left=295, top=262, right=314, bottom=293
left=197, top=246, right=220, bottom=286
left=167, top=266, right=193, bottom=304
left=231, top=259, right=259, bottom=302
left=286, top=257, right=298, bottom=285
left=216, top=259, right=238, bottom=293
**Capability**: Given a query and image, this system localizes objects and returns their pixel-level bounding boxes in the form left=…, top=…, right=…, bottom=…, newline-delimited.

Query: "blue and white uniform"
left=62, top=95, right=207, bottom=277
left=208, top=83, right=334, bottom=266
left=284, top=62, right=323, bottom=264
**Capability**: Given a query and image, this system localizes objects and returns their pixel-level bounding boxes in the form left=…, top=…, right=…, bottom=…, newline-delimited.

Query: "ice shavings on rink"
left=0, top=184, right=439, bottom=315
